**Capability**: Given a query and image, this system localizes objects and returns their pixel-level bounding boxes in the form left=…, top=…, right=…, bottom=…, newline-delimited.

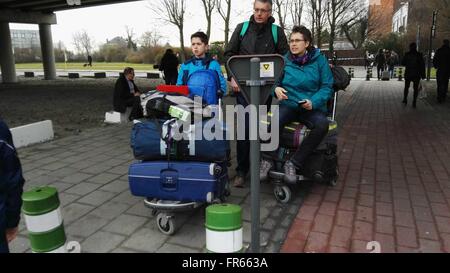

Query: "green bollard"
left=398, top=67, right=403, bottom=81
left=22, top=187, right=80, bottom=253
left=205, top=204, right=242, bottom=253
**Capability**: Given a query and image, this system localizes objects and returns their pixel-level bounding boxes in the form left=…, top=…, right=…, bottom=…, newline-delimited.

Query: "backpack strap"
left=239, top=21, right=278, bottom=46
left=239, top=21, right=250, bottom=39
left=272, top=24, right=278, bottom=46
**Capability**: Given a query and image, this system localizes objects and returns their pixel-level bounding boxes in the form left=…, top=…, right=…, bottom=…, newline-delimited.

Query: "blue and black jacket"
left=0, top=120, right=25, bottom=253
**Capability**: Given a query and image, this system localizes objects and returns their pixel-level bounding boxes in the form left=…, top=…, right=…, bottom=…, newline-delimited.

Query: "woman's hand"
left=275, top=87, right=288, bottom=101
left=301, top=99, right=313, bottom=111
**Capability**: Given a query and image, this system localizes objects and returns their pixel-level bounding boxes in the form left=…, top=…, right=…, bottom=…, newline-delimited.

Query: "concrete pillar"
left=0, top=22, right=17, bottom=83
left=39, top=23, right=56, bottom=80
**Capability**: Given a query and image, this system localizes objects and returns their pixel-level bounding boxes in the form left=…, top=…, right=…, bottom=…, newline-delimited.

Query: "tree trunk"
left=179, top=26, right=185, bottom=62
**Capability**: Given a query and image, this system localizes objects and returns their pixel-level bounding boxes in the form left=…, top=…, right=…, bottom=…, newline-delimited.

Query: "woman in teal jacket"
left=260, top=26, right=334, bottom=183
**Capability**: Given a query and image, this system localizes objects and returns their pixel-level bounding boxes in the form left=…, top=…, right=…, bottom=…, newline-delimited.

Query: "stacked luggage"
left=128, top=73, right=229, bottom=235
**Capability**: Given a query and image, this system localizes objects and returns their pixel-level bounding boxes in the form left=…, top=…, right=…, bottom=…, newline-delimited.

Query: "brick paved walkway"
left=281, top=80, right=450, bottom=253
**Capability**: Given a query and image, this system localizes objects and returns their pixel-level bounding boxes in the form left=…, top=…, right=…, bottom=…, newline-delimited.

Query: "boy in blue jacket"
left=0, top=119, right=25, bottom=253
left=177, top=31, right=227, bottom=94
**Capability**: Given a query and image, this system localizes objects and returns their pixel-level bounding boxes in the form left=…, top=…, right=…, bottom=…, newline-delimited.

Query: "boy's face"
left=191, top=37, right=208, bottom=58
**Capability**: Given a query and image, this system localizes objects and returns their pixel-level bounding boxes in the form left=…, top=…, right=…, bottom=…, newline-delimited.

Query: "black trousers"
left=235, top=92, right=272, bottom=177
left=436, top=71, right=449, bottom=102
left=404, top=78, right=420, bottom=105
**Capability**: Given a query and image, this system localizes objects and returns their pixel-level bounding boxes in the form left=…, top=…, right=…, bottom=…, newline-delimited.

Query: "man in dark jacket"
left=401, top=43, right=426, bottom=108
left=0, top=119, right=25, bottom=253
left=113, top=67, right=142, bottom=120
left=159, top=49, right=180, bottom=85
left=433, top=39, right=450, bottom=103
left=224, top=0, right=289, bottom=187
left=375, top=49, right=386, bottom=80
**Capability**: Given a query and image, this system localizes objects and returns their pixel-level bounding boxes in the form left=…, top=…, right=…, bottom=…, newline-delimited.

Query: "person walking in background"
left=401, top=42, right=426, bottom=108
left=224, top=0, right=289, bottom=188
left=0, top=119, right=25, bottom=253
left=87, top=55, right=92, bottom=67
left=387, top=51, right=397, bottom=79
left=375, top=48, right=386, bottom=80
left=159, top=49, right=180, bottom=85
left=433, top=39, right=450, bottom=103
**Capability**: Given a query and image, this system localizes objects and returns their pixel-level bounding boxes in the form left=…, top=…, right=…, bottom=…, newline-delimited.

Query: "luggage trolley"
left=129, top=85, right=230, bottom=235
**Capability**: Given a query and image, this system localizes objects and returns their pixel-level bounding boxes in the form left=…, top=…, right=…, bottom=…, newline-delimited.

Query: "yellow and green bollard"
left=205, top=204, right=242, bottom=253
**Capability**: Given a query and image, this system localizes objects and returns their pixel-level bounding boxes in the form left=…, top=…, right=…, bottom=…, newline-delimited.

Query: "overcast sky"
left=10, top=0, right=256, bottom=52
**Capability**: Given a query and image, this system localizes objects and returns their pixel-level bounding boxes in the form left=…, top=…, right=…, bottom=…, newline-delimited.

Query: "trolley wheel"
left=274, top=185, right=292, bottom=204
left=156, top=213, right=176, bottom=235
left=328, top=166, right=339, bottom=187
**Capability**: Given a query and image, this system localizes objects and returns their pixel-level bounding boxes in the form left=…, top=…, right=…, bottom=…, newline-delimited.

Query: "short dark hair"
left=123, top=67, right=134, bottom=75
left=191, top=31, right=209, bottom=45
left=290, top=26, right=314, bottom=51
left=255, top=0, right=273, bottom=6
left=444, top=39, right=450, bottom=46
left=409, top=42, right=417, bottom=52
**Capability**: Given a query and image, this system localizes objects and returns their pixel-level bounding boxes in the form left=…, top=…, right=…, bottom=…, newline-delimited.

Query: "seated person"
left=113, top=67, right=142, bottom=120
left=176, top=31, right=227, bottom=95
left=260, top=26, right=334, bottom=184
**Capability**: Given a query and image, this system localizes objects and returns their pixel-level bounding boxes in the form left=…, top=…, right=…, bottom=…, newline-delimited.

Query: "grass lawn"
left=15, top=62, right=155, bottom=71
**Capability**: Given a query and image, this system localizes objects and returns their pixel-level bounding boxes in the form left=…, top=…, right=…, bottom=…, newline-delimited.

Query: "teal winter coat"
left=276, top=49, right=334, bottom=113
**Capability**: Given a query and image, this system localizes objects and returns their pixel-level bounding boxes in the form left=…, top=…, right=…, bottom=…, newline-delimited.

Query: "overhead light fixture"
left=66, top=0, right=81, bottom=6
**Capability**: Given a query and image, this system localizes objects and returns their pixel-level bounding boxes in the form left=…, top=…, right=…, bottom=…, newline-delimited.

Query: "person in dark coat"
left=159, top=49, right=180, bottom=85
left=224, top=0, right=289, bottom=188
left=113, top=67, right=142, bottom=120
left=0, top=119, right=25, bottom=253
left=87, top=55, right=92, bottom=67
left=401, top=42, right=426, bottom=108
left=433, top=39, right=450, bottom=103
left=375, top=48, right=386, bottom=80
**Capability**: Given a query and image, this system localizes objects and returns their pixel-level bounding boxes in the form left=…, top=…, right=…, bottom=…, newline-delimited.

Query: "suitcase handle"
left=160, top=168, right=178, bottom=192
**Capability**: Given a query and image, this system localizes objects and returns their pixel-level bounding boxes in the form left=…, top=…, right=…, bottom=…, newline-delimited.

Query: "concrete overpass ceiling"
left=0, top=0, right=139, bottom=13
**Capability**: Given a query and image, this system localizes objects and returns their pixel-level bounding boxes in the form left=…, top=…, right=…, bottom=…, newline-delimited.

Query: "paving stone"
left=77, top=190, right=117, bottom=206
left=82, top=231, right=126, bottom=253
left=62, top=202, right=95, bottom=224
left=65, top=182, right=101, bottom=196
left=121, top=227, right=169, bottom=252
left=103, top=214, right=148, bottom=236
left=66, top=214, right=110, bottom=237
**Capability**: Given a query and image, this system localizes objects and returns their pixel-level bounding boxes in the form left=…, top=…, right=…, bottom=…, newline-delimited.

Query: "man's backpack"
left=331, top=66, right=351, bottom=91
left=240, top=21, right=278, bottom=46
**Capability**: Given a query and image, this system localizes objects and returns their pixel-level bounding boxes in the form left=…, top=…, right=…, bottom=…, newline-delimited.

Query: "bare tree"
left=201, top=0, right=216, bottom=39
left=140, top=30, right=164, bottom=48
left=289, top=0, right=303, bottom=27
left=125, top=25, right=137, bottom=51
left=151, top=0, right=187, bottom=61
left=308, top=0, right=328, bottom=48
left=72, top=30, right=93, bottom=56
left=273, top=0, right=289, bottom=30
left=326, top=0, right=366, bottom=51
left=216, top=0, right=232, bottom=47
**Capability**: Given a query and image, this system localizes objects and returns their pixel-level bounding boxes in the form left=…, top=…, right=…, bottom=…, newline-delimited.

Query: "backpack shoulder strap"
left=239, top=21, right=250, bottom=39
left=272, top=24, right=278, bottom=46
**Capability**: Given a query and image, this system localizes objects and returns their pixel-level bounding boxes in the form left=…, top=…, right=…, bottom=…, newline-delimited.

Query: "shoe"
left=283, top=160, right=297, bottom=184
left=402, top=99, right=407, bottom=105
left=233, top=175, right=245, bottom=188
left=412, top=102, right=417, bottom=108
left=259, top=159, right=273, bottom=181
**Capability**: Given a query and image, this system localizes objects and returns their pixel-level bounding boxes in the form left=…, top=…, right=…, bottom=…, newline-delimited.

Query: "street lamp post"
left=427, top=10, right=438, bottom=81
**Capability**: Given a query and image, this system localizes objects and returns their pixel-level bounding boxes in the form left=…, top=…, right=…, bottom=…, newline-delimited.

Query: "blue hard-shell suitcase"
left=128, top=161, right=227, bottom=203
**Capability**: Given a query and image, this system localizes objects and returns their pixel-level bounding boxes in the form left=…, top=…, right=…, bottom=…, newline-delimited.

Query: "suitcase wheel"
left=156, top=213, right=177, bottom=235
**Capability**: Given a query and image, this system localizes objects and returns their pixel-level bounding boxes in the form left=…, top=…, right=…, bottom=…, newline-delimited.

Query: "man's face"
left=253, top=1, right=272, bottom=24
